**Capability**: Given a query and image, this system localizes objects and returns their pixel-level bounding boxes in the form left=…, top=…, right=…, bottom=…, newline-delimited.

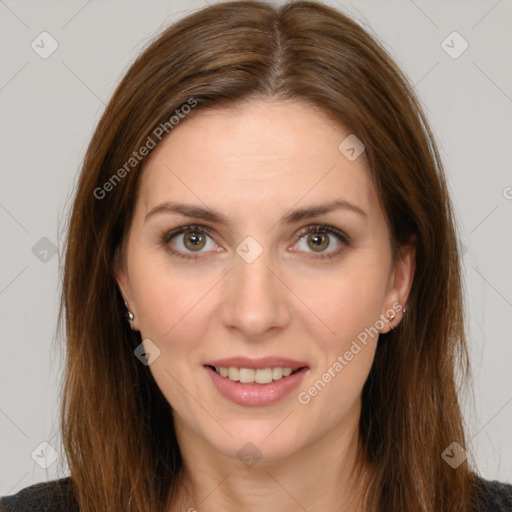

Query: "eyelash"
left=160, top=224, right=350, bottom=261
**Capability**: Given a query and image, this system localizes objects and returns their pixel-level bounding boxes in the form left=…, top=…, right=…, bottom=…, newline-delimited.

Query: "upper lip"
left=204, top=357, right=309, bottom=370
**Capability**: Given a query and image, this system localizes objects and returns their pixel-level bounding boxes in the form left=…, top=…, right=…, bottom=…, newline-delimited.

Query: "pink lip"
left=204, top=356, right=309, bottom=370
left=205, top=366, right=309, bottom=407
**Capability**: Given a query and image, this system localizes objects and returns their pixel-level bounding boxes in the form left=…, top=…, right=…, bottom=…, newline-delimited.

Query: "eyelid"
left=161, top=224, right=214, bottom=245
left=295, top=224, right=350, bottom=245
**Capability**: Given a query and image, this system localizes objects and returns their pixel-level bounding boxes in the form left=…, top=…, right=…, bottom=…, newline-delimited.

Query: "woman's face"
left=115, top=99, right=414, bottom=463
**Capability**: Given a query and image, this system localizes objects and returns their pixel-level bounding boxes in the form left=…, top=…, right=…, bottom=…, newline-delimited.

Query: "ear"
left=113, top=244, right=140, bottom=331
left=379, top=239, right=416, bottom=333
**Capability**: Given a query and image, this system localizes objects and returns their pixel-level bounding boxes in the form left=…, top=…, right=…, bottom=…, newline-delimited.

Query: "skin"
left=115, top=99, right=415, bottom=512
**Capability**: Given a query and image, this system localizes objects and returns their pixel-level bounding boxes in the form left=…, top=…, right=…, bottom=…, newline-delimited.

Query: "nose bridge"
left=221, top=239, right=290, bottom=336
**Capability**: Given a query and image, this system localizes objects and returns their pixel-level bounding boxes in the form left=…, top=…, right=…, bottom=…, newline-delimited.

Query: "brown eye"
left=161, top=225, right=218, bottom=259
left=293, top=225, right=349, bottom=260
left=183, top=231, right=207, bottom=251
left=306, top=232, right=330, bottom=252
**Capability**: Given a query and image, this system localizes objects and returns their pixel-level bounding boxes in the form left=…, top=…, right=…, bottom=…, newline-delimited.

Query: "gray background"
left=1, top=0, right=511, bottom=495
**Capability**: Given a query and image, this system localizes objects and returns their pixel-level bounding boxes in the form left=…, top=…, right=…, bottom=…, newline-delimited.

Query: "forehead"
left=137, top=99, right=378, bottom=224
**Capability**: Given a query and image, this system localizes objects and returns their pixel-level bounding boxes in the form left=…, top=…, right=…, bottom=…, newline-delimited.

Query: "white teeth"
left=255, top=368, right=273, bottom=384
left=272, top=367, right=283, bottom=380
left=227, top=367, right=239, bottom=381
left=214, top=366, right=299, bottom=384
left=239, top=368, right=255, bottom=383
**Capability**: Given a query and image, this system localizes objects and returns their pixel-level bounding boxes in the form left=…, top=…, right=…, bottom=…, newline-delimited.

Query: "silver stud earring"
left=389, top=311, right=396, bottom=331
left=124, top=300, right=134, bottom=328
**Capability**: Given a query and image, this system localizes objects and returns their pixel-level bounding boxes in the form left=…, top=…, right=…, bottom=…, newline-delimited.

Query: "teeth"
left=227, top=367, right=239, bottom=381
left=239, top=368, right=256, bottom=383
left=214, top=366, right=299, bottom=384
left=272, top=367, right=283, bottom=380
left=255, top=368, right=273, bottom=384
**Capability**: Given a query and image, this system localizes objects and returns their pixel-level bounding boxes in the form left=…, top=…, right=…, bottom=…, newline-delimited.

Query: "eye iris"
left=184, top=231, right=206, bottom=251
left=308, top=232, right=329, bottom=252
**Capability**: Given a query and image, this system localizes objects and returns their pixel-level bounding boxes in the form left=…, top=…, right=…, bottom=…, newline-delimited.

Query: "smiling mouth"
left=205, top=365, right=306, bottom=385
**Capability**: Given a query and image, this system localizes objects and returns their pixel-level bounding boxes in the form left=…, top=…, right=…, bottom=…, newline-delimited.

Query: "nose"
left=220, top=247, right=292, bottom=339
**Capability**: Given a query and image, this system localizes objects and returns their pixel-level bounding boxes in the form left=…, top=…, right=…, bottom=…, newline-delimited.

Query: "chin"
left=205, top=421, right=307, bottom=465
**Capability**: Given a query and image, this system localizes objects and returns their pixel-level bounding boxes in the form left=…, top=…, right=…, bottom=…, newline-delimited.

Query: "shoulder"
left=1, top=475, right=510, bottom=512
left=0, top=477, right=79, bottom=512
left=473, top=477, right=512, bottom=511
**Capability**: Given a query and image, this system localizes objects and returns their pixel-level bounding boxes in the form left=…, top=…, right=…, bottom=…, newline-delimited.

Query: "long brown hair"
left=57, top=1, right=480, bottom=510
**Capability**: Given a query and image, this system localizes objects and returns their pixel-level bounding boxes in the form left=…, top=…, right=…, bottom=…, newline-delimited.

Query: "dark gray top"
left=0, top=478, right=78, bottom=512
left=1, top=476, right=511, bottom=511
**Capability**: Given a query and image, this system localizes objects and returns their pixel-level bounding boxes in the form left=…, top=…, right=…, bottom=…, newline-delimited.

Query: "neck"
left=167, top=422, right=371, bottom=512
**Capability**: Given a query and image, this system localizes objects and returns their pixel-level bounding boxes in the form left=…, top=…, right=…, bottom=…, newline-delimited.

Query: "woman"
left=1, top=1, right=510, bottom=511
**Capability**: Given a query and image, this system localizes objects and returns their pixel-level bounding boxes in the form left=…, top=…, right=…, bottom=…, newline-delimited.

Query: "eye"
left=292, top=224, right=349, bottom=260
left=161, top=225, right=219, bottom=259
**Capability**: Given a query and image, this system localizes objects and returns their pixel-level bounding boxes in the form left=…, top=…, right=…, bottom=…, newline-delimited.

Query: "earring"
left=389, top=311, right=396, bottom=331
left=124, top=300, right=134, bottom=328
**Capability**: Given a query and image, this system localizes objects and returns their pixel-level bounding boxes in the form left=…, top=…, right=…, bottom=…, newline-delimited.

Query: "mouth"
left=205, top=364, right=307, bottom=385
left=202, top=356, right=310, bottom=406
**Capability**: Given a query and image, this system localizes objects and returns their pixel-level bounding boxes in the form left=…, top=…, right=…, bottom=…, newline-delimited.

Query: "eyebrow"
left=144, top=199, right=367, bottom=226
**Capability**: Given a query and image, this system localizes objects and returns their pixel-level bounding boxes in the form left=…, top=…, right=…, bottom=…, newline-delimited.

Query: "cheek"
left=291, top=256, right=387, bottom=408
left=293, top=258, right=389, bottom=349
left=129, top=251, right=220, bottom=341
left=130, top=259, right=215, bottom=414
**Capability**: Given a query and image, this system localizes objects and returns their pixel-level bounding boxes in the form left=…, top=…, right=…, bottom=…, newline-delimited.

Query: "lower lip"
left=205, top=366, right=309, bottom=407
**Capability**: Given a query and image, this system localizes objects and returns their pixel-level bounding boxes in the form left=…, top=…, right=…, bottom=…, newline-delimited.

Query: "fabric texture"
left=1, top=475, right=511, bottom=511
left=473, top=478, right=512, bottom=512
left=0, top=478, right=78, bottom=512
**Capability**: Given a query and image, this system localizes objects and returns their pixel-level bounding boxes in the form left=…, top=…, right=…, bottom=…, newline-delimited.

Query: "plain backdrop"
left=1, top=0, right=511, bottom=495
